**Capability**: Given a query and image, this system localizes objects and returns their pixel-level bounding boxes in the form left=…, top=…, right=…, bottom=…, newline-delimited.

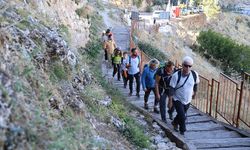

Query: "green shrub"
left=145, top=6, right=153, bottom=12
left=138, top=41, right=167, bottom=61
left=49, top=62, right=69, bottom=82
left=58, top=24, right=70, bottom=43
left=16, top=20, right=32, bottom=30
left=197, top=29, right=250, bottom=73
left=153, top=0, right=166, bottom=5
left=133, top=0, right=143, bottom=7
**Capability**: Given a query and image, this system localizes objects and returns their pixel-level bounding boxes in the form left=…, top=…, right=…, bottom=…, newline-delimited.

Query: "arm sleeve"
left=169, top=72, right=178, bottom=96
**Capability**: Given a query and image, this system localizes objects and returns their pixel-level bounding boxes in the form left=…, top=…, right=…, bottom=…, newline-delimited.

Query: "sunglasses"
left=183, top=64, right=192, bottom=68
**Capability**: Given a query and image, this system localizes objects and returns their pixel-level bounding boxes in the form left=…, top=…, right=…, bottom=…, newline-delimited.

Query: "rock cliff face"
left=24, top=0, right=90, bottom=48
left=0, top=0, right=134, bottom=149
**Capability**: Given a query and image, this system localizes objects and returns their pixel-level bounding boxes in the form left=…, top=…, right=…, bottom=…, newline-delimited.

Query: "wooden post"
left=236, top=81, right=244, bottom=127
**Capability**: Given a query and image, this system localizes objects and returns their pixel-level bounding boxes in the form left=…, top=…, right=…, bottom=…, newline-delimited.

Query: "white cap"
left=183, top=56, right=193, bottom=65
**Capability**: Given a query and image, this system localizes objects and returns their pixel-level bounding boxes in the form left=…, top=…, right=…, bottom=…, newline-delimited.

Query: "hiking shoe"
left=180, top=131, right=185, bottom=135
left=171, top=121, right=179, bottom=132
left=144, top=103, right=149, bottom=110
left=129, top=92, right=132, bottom=96
left=154, top=107, right=160, bottom=114
left=168, top=112, right=173, bottom=120
left=162, top=119, right=167, bottom=124
left=136, top=93, right=140, bottom=98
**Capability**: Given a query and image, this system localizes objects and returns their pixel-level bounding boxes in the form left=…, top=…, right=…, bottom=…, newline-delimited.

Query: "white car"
left=152, top=10, right=164, bottom=19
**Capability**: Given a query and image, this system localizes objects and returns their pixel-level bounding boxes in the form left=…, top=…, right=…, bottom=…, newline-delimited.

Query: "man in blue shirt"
left=141, top=59, right=159, bottom=113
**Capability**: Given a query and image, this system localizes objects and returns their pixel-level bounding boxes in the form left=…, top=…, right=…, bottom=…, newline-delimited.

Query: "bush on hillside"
left=196, top=29, right=250, bottom=73
left=138, top=41, right=167, bottom=62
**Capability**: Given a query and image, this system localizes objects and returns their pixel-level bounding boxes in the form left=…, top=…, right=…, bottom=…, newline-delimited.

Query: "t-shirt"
left=127, top=56, right=140, bottom=75
left=121, top=57, right=128, bottom=71
left=169, top=71, right=200, bottom=105
left=112, top=56, right=122, bottom=64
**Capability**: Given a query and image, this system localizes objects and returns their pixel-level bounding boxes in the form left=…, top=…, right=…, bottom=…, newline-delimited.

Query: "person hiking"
left=141, top=59, right=160, bottom=113
left=121, top=51, right=129, bottom=88
left=127, top=48, right=141, bottom=97
left=112, top=48, right=122, bottom=81
left=155, top=61, right=175, bottom=123
left=101, top=30, right=108, bottom=61
left=103, top=34, right=116, bottom=68
left=168, top=56, right=200, bottom=135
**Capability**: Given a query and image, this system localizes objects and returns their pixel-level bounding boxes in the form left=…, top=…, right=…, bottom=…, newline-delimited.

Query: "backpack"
left=155, top=67, right=172, bottom=90
left=175, top=69, right=197, bottom=90
left=155, top=67, right=197, bottom=90
left=143, top=64, right=148, bottom=70
left=176, top=70, right=197, bottom=85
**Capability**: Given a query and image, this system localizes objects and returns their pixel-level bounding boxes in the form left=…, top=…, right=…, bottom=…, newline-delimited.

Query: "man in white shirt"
left=127, top=48, right=141, bottom=97
left=168, top=56, right=200, bottom=135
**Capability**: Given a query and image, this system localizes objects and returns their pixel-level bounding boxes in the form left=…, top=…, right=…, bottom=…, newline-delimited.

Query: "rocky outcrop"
left=25, top=0, right=90, bottom=48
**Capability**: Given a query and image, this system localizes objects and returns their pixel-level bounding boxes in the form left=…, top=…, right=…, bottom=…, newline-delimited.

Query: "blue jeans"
left=173, top=100, right=190, bottom=133
left=160, top=92, right=174, bottom=121
left=144, top=87, right=158, bottom=107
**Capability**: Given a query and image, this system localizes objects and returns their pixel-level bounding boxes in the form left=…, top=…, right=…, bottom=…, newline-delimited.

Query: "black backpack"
left=156, top=67, right=197, bottom=90
left=175, top=69, right=197, bottom=90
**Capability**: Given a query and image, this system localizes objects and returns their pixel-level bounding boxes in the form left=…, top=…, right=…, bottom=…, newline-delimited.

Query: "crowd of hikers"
left=102, top=29, right=200, bottom=135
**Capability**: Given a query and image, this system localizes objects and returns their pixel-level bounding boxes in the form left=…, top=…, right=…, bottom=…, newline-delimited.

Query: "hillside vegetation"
left=0, top=0, right=153, bottom=149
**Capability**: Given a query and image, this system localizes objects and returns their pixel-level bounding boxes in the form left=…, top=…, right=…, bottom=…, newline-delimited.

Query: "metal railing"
left=130, top=20, right=250, bottom=130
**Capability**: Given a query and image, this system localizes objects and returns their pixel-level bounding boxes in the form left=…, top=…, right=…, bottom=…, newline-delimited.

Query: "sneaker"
left=128, top=92, right=132, bottom=96
left=168, top=112, right=173, bottom=120
left=136, top=93, right=140, bottom=98
left=171, top=121, right=179, bottom=132
left=144, top=103, right=149, bottom=110
left=162, top=119, right=167, bottom=124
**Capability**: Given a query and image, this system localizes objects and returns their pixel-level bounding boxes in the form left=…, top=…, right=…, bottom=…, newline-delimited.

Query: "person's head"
left=106, top=29, right=111, bottom=34
left=123, top=51, right=128, bottom=58
left=165, top=60, right=175, bottom=73
left=114, top=47, right=121, bottom=55
left=131, top=48, right=138, bottom=56
left=149, top=59, right=159, bottom=70
left=182, top=56, right=193, bottom=75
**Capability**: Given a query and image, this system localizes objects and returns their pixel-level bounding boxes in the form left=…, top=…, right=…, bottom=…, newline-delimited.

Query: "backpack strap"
left=191, top=70, right=198, bottom=92
left=191, top=70, right=197, bottom=83
left=176, top=70, right=182, bottom=86
left=175, top=71, right=190, bottom=90
left=175, top=70, right=197, bottom=91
